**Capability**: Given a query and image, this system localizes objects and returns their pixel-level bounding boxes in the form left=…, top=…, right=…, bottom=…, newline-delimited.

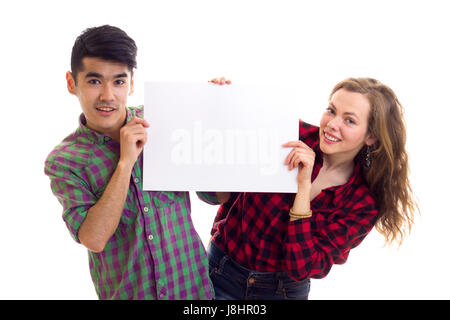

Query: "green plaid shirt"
left=45, top=106, right=218, bottom=299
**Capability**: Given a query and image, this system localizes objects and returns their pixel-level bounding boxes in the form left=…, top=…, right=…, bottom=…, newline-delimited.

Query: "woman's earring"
left=365, top=145, right=372, bottom=170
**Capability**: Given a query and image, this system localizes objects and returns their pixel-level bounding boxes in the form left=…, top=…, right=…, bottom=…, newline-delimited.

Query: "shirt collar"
left=76, top=107, right=133, bottom=144
left=313, top=149, right=364, bottom=206
left=330, top=161, right=362, bottom=206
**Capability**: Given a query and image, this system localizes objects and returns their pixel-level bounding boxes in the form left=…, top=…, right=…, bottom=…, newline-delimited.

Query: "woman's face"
left=319, top=88, right=376, bottom=159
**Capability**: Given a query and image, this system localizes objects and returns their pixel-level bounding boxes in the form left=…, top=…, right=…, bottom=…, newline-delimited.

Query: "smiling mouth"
left=95, top=106, right=116, bottom=112
left=324, top=132, right=341, bottom=142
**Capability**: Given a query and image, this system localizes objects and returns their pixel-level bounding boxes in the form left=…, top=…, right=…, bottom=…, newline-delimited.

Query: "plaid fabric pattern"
left=211, top=120, right=379, bottom=281
left=45, top=106, right=217, bottom=299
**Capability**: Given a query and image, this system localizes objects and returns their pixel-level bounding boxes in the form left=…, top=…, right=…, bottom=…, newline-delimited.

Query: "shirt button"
left=143, top=207, right=149, bottom=212
left=159, top=292, right=165, bottom=299
left=248, top=278, right=255, bottom=284
left=134, top=177, right=139, bottom=183
left=148, top=235, right=154, bottom=241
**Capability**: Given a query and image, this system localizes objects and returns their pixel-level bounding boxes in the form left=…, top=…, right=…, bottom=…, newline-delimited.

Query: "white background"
left=0, top=0, right=449, bottom=299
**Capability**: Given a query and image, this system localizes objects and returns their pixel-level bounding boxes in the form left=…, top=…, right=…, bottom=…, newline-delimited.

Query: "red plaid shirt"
left=210, top=120, right=379, bottom=281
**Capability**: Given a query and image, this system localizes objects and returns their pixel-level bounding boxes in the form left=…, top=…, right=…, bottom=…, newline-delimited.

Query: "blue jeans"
left=208, top=242, right=310, bottom=300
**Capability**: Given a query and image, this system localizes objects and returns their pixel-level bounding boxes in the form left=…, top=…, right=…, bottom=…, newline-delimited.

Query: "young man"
left=44, top=25, right=221, bottom=299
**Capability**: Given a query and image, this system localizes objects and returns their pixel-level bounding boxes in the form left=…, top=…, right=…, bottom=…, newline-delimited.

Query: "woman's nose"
left=326, top=116, right=341, bottom=131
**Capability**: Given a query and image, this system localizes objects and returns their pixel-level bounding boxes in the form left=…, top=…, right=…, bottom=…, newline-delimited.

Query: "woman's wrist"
left=297, top=181, right=311, bottom=194
left=289, top=208, right=312, bottom=221
left=291, top=185, right=312, bottom=221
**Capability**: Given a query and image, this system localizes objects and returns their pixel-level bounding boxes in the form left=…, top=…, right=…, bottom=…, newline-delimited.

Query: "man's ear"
left=66, top=71, right=77, bottom=95
left=128, top=74, right=135, bottom=96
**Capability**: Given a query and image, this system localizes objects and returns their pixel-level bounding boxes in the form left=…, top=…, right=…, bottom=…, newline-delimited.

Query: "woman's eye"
left=326, top=107, right=335, bottom=114
left=346, top=118, right=355, bottom=125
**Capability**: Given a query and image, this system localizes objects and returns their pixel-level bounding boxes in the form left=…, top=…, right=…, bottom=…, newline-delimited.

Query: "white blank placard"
left=143, top=82, right=300, bottom=192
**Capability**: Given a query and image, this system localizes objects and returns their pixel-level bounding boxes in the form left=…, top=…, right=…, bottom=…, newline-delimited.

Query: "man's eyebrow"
left=85, top=72, right=103, bottom=79
left=114, top=72, right=128, bottom=78
left=84, top=72, right=128, bottom=79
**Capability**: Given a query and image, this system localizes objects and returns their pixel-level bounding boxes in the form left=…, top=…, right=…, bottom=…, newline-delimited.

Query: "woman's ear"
left=365, top=134, right=377, bottom=147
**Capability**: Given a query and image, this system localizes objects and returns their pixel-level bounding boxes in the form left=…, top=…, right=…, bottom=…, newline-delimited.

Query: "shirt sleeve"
left=210, top=192, right=240, bottom=236
left=45, top=160, right=97, bottom=243
left=195, top=192, right=221, bottom=205
left=284, top=196, right=378, bottom=281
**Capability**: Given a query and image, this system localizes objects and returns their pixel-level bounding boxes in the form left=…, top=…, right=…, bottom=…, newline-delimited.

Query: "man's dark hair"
left=71, top=25, right=137, bottom=83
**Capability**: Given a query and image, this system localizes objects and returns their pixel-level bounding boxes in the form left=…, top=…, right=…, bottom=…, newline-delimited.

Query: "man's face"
left=66, top=57, right=134, bottom=139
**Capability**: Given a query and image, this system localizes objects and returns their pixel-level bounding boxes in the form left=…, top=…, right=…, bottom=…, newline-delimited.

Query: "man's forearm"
left=78, top=161, right=133, bottom=252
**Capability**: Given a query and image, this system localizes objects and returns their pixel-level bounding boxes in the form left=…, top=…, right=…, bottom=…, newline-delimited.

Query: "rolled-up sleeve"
left=195, top=192, right=220, bottom=205
left=284, top=197, right=378, bottom=281
left=45, top=160, right=96, bottom=243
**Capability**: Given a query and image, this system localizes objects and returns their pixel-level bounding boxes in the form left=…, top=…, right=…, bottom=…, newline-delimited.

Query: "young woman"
left=208, top=77, right=418, bottom=300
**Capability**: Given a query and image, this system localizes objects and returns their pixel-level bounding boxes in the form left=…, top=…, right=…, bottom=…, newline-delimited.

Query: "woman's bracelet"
left=289, top=208, right=312, bottom=220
